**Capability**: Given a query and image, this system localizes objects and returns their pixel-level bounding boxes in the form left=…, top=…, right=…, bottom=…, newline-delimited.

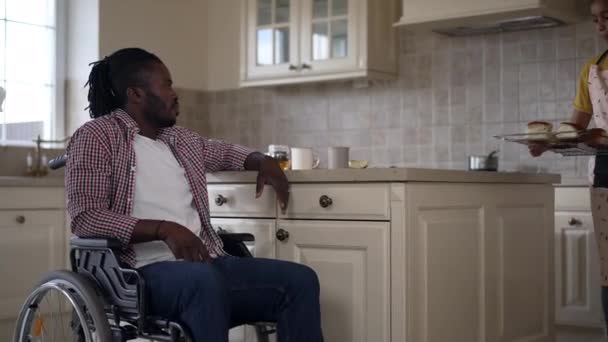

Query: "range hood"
left=395, top=0, right=585, bottom=36
left=433, top=15, right=564, bottom=37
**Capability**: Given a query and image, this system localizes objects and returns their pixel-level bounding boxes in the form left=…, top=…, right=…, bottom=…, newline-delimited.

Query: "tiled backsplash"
left=5, top=23, right=598, bottom=179
left=179, top=22, right=607, bottom=181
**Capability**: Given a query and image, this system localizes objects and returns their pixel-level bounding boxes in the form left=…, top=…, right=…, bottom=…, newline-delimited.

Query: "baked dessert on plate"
left=526, top=121, right=553, bottom=140
left=556, top=122, right=584, bottom=140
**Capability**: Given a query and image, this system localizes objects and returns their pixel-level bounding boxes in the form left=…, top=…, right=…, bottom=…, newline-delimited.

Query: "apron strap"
left=597, top=49, right=608, bottom=65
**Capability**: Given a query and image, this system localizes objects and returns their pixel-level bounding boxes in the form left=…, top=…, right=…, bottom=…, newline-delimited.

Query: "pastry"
left=527, top=121, right=553, bottom=140
left=557, top=122, right=583, bottom=139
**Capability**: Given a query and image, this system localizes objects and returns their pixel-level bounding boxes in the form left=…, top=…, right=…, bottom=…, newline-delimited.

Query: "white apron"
left=588, top=50, right=608, bottom=287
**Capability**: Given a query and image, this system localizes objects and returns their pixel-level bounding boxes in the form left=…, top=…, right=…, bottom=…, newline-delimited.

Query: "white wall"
left=66, top=0, right=100, bottom=134
left=99, top=0, right=209, bottom=91
left=206, top=0, right=242, bottom=91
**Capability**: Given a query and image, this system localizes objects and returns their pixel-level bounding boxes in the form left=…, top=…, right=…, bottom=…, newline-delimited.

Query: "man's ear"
left=126, top=87, right=145, bottom=104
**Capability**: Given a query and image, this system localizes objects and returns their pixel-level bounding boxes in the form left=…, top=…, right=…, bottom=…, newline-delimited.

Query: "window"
left=0, top=0, right=64, bottom=144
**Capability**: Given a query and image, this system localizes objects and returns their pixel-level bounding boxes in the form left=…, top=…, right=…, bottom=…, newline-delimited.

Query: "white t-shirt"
left=131, top=134, right=203, bottom=268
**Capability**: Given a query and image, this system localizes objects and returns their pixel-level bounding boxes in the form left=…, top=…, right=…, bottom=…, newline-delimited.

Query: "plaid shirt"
left=65, top=109, right=254, bottom=267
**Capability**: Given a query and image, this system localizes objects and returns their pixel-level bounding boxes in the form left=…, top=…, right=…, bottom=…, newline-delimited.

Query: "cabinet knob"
left=301, top=63, right=312, bottom=70
left=319, top=195, right=333, bottom=208
left=16, top=215, right=25, bottom=224
left=289, top=64, right=299, bottom=71
left=215, top=194, right=228, bottom=206
left=568, top=217, right=582, bottom=226
left=276, top=228, right=290, bottom=242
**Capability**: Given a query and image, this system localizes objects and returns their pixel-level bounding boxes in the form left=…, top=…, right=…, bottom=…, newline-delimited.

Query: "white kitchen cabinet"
left=275, top=220, right=389, bottom=342
left=555, top=212, right=603, bottom=328
left=554, top=187, right=604, bottom=331
left=208, top=169, right=558, bottom=342
left=0, top=187, right=66, bottom=342
left=241, top=0, right=398, bottom=87
left=402, top=183, right=554, bottom=342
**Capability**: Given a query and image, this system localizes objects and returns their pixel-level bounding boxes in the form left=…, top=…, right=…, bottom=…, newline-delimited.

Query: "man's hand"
left=256, top=157, right=290, bottom=210
left=157, top=221, right=211, bottom=262
left=528, top=144, right=548, bottom=157
left=245, top=152, right=290, bottom=211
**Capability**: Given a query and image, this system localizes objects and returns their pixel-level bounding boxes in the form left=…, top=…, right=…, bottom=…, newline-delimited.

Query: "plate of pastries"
left=495, top=121, right=608, bottom=156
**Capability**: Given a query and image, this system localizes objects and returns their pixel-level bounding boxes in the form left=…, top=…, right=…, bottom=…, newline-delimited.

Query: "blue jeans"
left=138, top=256, right=324, bottom=342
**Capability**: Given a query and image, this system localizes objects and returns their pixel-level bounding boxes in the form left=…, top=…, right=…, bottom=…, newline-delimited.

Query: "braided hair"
left=85, top=48, right=161, bottom=118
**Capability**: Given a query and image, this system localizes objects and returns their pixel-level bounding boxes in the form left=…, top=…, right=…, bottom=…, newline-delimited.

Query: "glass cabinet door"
left=300, top=0, right=357, bottom=73
left=246, top=0, right=299, bottom=79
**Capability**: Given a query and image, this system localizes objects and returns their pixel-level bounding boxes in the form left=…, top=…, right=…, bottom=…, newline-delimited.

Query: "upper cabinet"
left=395, top=0, right=584, bottom=34
left=241, top=0, right=399, bottom=87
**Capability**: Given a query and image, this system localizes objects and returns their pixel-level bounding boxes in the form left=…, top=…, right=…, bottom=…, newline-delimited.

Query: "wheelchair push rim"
left=13, top=272, right=112, bottom=342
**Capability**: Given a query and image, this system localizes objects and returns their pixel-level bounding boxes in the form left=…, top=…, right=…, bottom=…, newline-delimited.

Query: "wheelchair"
left=13, top=154, right=276, bottom=342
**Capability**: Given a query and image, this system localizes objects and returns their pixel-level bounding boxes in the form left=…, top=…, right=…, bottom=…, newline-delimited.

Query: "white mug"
left=291, top=147, right=320, bottom=170
left=328, top=146, right=349, bottom=169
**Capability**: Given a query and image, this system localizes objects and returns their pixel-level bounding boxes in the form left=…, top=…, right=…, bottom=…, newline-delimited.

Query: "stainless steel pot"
left=468, top=150, right=499, bottom=171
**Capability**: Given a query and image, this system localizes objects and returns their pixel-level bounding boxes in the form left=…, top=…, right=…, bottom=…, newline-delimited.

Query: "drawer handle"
left=16, top=215, right=26, bottom=224
left=319, top=195, right=333, bottom=208
left=276, top=228, right=290, bottom=242
left=215, top=194, right=228, bottom=206
left=568, top=217, right=582, bottom=226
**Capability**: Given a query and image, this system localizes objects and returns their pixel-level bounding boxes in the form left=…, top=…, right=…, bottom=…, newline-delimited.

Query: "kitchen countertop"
left=207, top=168, right=560, bottom=184
left=0, top=168, right=561, bottom=187
left=0, top=176, right=64, bottom=187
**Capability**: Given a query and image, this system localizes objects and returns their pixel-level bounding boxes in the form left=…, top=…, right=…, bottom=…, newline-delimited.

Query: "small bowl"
left=348, top=160, right=369, bottom=169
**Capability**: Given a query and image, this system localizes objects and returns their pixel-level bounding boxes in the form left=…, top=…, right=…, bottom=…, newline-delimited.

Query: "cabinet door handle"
left=301, top=63, right=312, bottom=70
left=319, top=195, right=333, bottom=208
left=16, top=215, right=25, bottom=224
left=215, top=194, right=228, bottom=206
left=276, top=228, right=290, bottom=242
left=289, top=64, right=299, bottom=71
left=568, top=217, right=582, bottom=226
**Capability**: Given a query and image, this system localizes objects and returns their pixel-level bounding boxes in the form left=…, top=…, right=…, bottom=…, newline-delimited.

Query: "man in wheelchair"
left=63, top=47, right=323, bottom=342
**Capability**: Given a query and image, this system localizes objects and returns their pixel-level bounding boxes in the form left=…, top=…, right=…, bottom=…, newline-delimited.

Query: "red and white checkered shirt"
left=65, top=109, right=254, bottom=267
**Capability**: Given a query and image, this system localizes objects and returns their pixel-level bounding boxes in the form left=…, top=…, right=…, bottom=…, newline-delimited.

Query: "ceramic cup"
left=291, top=147, right=320, bottom=170
left=328, top=146, right=349, bottom=169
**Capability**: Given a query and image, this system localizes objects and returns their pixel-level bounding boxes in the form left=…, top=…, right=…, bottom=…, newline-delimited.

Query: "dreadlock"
left=85, top=48, right=162, bottom=118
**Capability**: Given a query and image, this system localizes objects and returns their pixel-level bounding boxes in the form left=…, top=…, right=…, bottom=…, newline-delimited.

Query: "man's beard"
left=143, top=92, right=177, bottom=128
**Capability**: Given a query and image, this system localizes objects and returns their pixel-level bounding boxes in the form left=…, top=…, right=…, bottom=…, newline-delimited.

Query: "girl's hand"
left=528, top=144, right=549, bottom=157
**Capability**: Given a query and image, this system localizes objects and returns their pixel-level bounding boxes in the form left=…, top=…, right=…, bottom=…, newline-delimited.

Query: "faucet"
left=27, top=134, right=71, bottom=177
left=0, top=86, right=5, bottom=111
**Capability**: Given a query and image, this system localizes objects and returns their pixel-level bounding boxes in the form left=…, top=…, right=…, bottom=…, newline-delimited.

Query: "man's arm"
left=201, top=138, right=256, bottom=173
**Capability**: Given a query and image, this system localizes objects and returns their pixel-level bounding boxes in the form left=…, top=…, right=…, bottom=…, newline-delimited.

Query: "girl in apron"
left=531, top=0, right=608, bottom=335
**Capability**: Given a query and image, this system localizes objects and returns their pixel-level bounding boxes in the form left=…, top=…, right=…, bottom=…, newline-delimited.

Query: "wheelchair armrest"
left=70, top=237, right=122, bottom=249
left=218, top=232, right=255, bottom=258
left=218, top=232, right=255, bottom=242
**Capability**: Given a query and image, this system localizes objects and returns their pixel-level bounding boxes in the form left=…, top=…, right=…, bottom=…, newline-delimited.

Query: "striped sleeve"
left=201, top=137, right=256, bottom=173
left=65, top=127, right=138, bottom=246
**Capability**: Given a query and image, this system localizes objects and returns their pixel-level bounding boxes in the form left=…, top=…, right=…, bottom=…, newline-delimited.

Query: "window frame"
left=0, top=0, right=67, bottom=146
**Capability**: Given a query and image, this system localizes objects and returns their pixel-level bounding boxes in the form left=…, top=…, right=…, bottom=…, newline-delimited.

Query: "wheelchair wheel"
left=13, top=270, right=113, bottom=342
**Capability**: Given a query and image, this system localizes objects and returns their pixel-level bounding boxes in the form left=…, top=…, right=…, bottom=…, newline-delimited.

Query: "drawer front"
left=281, top=184, right=390, bottom=221
left=555, top=187, right=590, bottom=211
left=208, top=184, right=276, bottom=218
left=0, top=187, right=65, bottom=209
